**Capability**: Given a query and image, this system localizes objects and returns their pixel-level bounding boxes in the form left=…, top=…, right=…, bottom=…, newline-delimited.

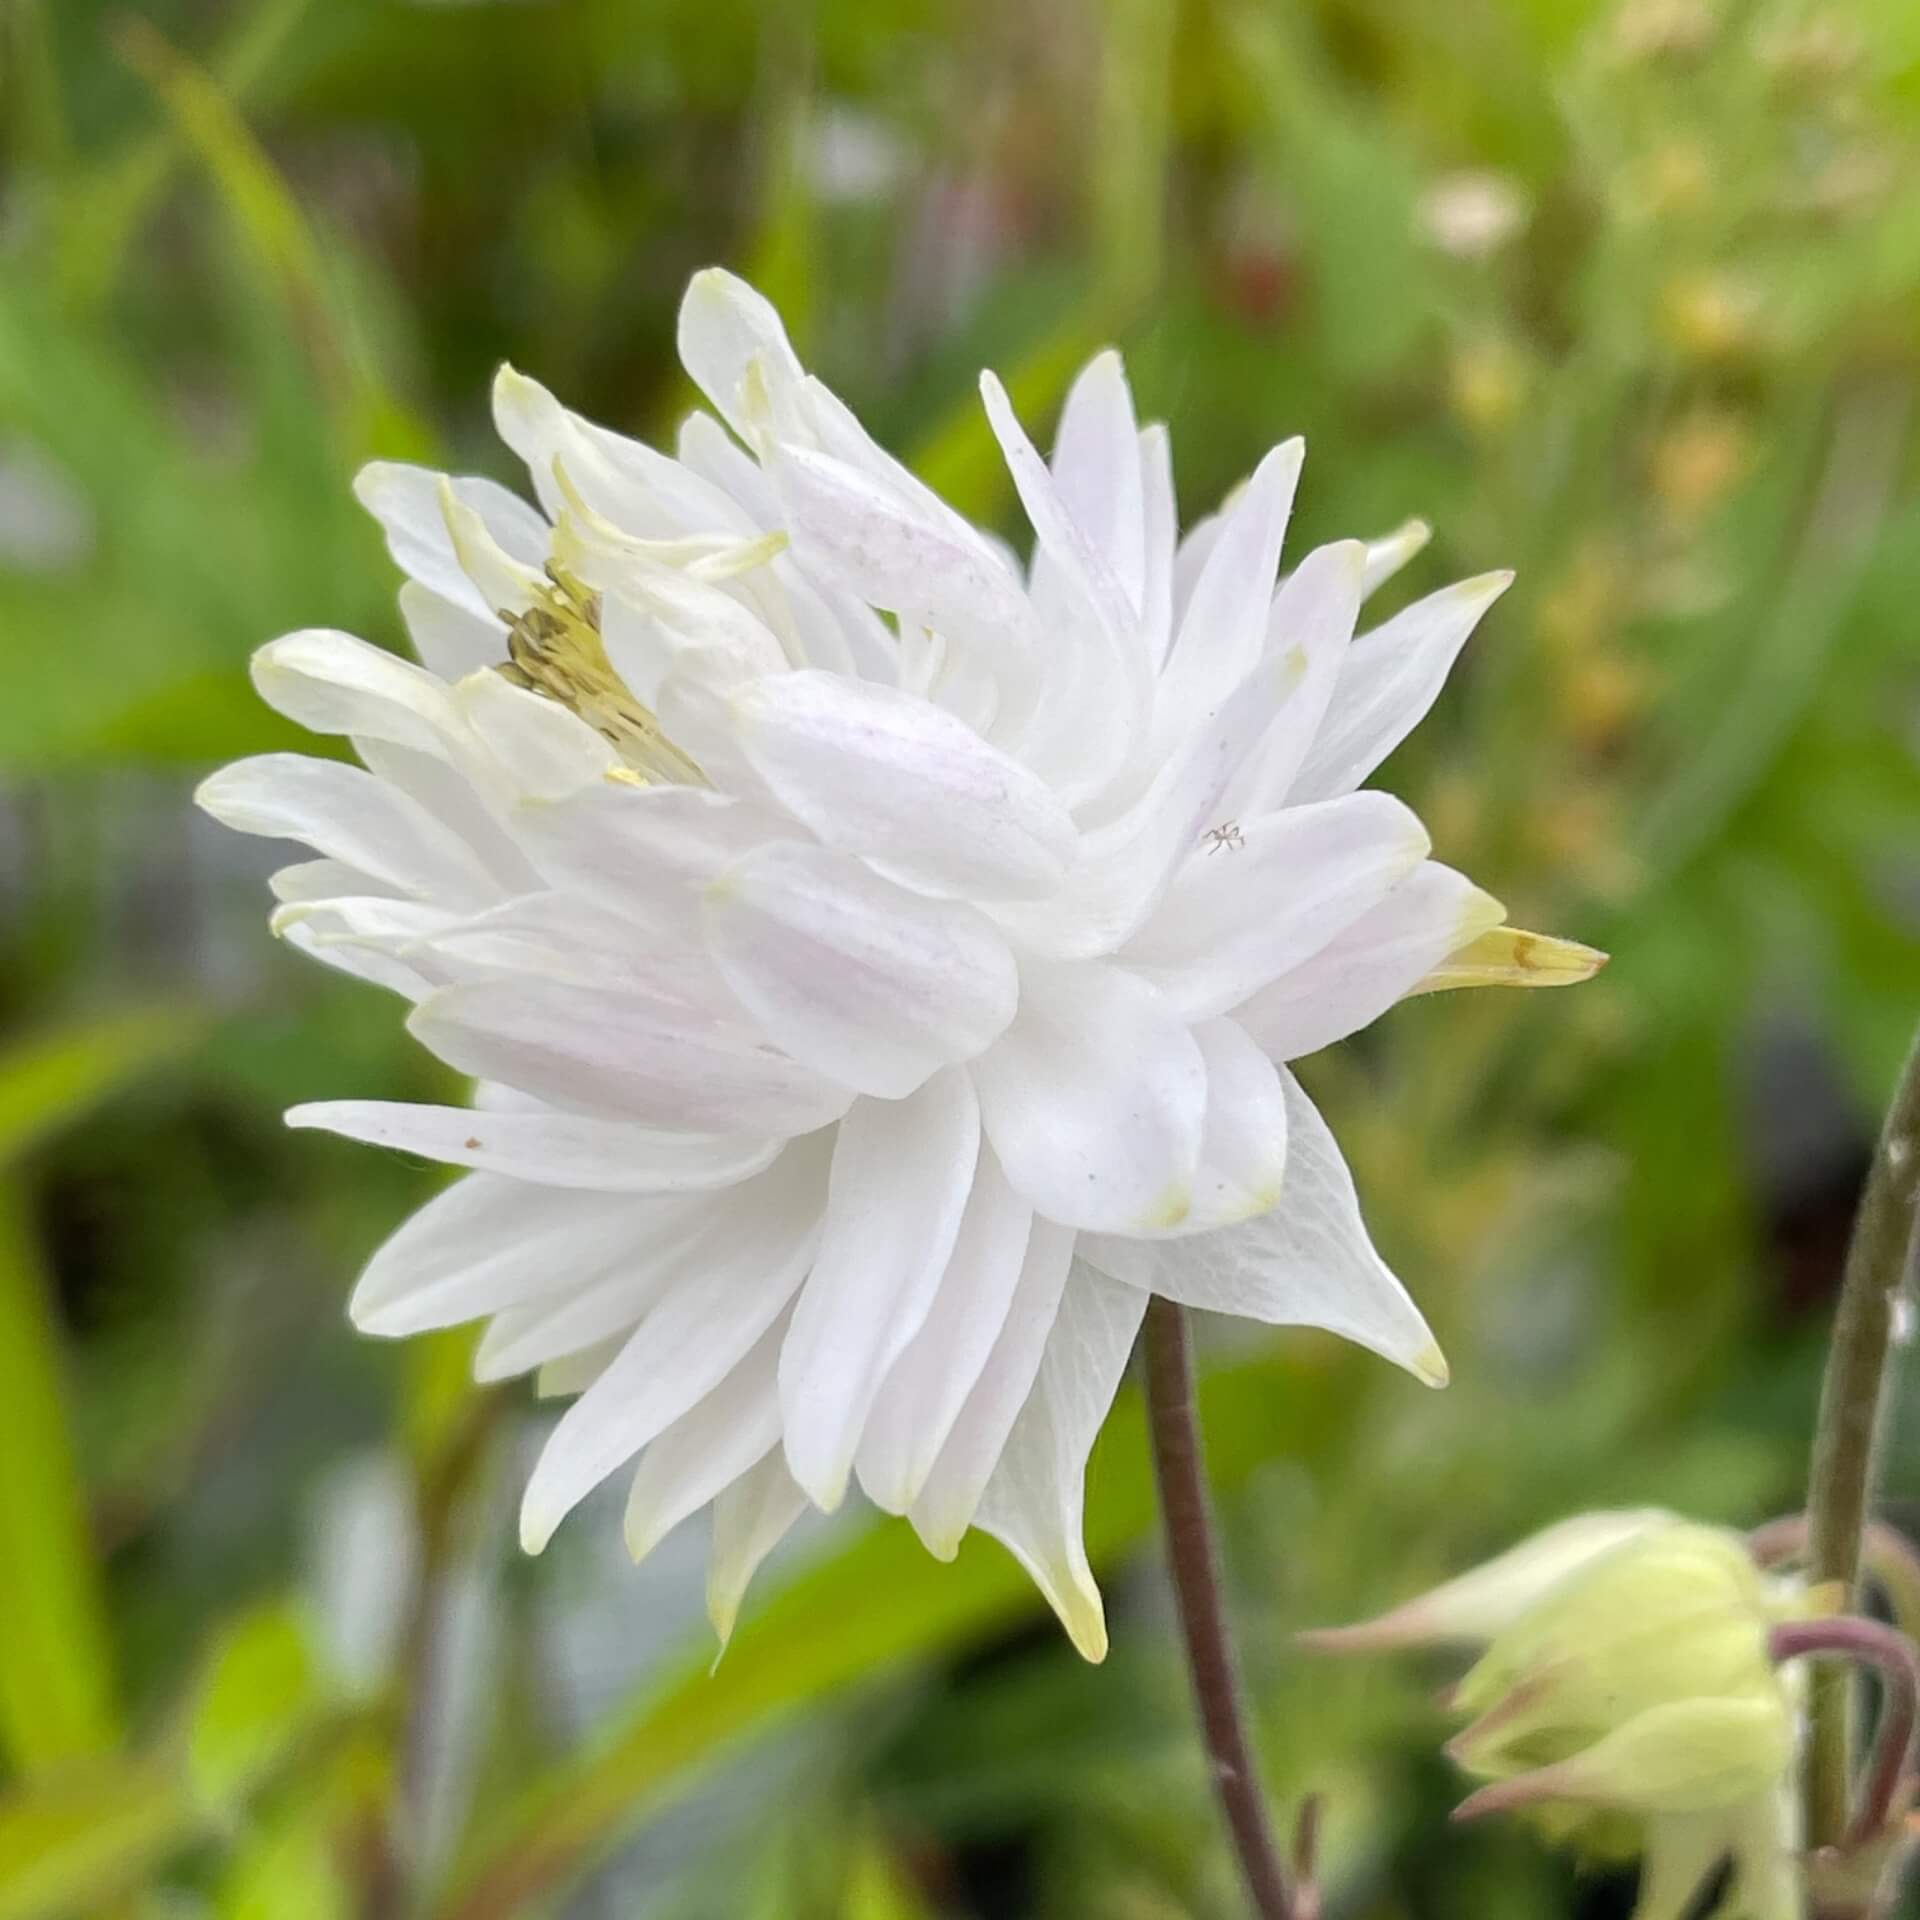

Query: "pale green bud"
left=1447, top=1520, right=1796, bottom=1808
left=1307, top=1510, right=1834, bottom=1912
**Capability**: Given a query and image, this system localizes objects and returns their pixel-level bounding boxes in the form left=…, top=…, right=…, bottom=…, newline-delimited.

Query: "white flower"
left=197, top=270, right=1601, bottom=1659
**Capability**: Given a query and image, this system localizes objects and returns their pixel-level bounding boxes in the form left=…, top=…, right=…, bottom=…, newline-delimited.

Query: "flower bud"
left=1446, top=1520, right=1795, bottom=1814
left=1308, top=1512, right=1835, bottom=1916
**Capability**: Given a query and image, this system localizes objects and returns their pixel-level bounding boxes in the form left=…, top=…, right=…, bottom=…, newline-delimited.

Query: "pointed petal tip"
left=1055, top=1583, right=1109, bottom=1662
left=1415, top=927, right=1609, bottom=997
left=1412, top=1339, right=1450, bottom=1388
left=519, top=1498, right=558, bottom=1557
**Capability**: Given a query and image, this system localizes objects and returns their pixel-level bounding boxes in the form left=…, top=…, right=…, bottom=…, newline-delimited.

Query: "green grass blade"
left=0, top=1182, right=117, bottom=1775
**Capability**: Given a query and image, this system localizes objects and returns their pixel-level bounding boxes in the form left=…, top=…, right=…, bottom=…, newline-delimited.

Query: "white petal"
left=979, top=369, right=1139, bottom=649
left=973, top=1263, right=1147, bottom=1662
left=250, top=629, right=467, bottom=757
left=475, top=1258, right=683, bottom=1383
left=677, top=407, right=778, bottom=522
left=1151, top=440, right=1303, bottom=753
left=494, top=363, right=752, bottom=536
left=437, top=482, right=545, bottom=618
left=269, top=858, right=397, bottom=905
left=1229, top=539, right=1367, bottom=815
left=285, top=1100, right=782, bottom=1192
left=1288, top=572, right=1512, bottom=801
left=1124, top=792, right=1430, bottom=1019
left=993, top=648, right=1300, bottom=959
left=1047, top=350, right=1146, bottom=614
left=1160, top=1019, right=1291, bottom=1235
left=1236, top=862, right=1503, bottom=1060
left=348, top=1176, right=676, bottom=1336
left=707, top=1450, right=810, bottom=1647
left=1083, top=1068, right=1445, bottom=1385
left=908, top=1218, right=1074, bottom=1557
left=972, top=959, right=1206, bottom=1232
left=449, top=668, right=617, bottom=799
left=410, top=890, right=712, bottom=999
left=676, top=268, right=806, bottom=442
left=399, top=582, right=505, bottom=680
left=731, top=670, right=1077, bottom=900
left=855, top=1149, right=1034, bottom=1513
left=778, top=1070, right=980, bottom=1509
left=623, top=1319, right=786, bottom=1560
left=278, top=915, right=431, bottom=999
left=979, top=370, right=1150, bottom=801
left=1137, top=424, right=1177, bottom=664
left=195, top=754, right=501, bottom=908
left=354, top=464, right=548, bottom=618
left=519, top=1143, right=827, bottom=1549
left=1360, top=518, right=1431, bottom=597
left=508, top=782, right=797, bottom=922
left=408, top=977, right=854, bottom=1136
left=769, top=443, right=1036, bottom=689
left=704, top=842, right=1018, bottom=1099
left=350, top=737, right=540, bottom=894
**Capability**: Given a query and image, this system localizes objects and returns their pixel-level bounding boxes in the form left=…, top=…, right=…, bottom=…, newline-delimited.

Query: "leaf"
left=0, top=1012, right=201, bottom=1775
left=0, top=1756, right=194, bottom=1920
left=433, top=1348, right=1344, bottom=1919
left=0, top=1185, right=116, bottom=1777
left=49, top=0, right=315, bottom=313
left=0, top=1008, right=200, bottom=1170
left=186, top=1604, right=322, bottom=1817
left=114, top=15, right=433, bottom=464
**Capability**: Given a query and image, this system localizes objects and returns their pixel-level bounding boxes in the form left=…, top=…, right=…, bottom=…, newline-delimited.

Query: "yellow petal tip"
left=1414, top=926, right=1608, bottom=996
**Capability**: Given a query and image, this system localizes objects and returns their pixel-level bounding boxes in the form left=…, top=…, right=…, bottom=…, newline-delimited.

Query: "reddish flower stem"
left=1142, top=1297, right=1298, bottom=1920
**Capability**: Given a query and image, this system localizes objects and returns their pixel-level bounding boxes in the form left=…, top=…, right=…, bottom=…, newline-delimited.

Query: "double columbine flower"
left=198, top=270, right=1599, bottom=1657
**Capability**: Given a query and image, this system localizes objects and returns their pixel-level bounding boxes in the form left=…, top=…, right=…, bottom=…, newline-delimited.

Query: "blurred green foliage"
left=2, top=0, right=1920, bottom=1913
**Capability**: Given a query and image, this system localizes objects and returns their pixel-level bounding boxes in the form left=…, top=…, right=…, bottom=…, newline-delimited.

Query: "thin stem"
left=1142, top=1296, right=1295, bottom=1920
left=1804, top=1026, right=1920, bottom=1849
left=1770, top=1616, right=1919, bottom=1853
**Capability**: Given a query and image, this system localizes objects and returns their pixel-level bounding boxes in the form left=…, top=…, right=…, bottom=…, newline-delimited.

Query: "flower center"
left=498, top=565, right=704, bottom=784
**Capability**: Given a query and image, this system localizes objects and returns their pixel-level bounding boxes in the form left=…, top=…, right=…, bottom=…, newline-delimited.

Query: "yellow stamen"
left=494, top=564, right=705, bottom=785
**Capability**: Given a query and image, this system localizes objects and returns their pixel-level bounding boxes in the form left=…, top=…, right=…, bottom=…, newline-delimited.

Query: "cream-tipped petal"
left=1290, top=571, right=1513, bottom=802
left=1083, top=1068, right=1442, bottom=1382
left=1414, top=925, right=1609, bottom=995
left=972, top=1265, right=1147, bottom=1662
left=707, top=1451, right=810, bottom=1652
left=1359, top=517, right=1431, bottom=597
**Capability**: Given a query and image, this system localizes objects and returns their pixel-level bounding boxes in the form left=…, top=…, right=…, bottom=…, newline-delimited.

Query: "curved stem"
left=1770, top=1615, right=1919, bottom=1853
left=1749, top=1516, right=1920, bottom=1646
left=1803, top=1026, right=1920, bottom=1848
left=1142, top=1297, right=1296, bottom=1920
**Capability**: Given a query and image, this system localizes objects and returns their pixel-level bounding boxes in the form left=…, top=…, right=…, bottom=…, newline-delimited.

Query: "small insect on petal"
left=1412, top=926, right=1608, bottom=995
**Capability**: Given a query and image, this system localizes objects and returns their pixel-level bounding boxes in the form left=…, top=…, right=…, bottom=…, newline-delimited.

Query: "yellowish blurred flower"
left=1447, top=337, right=1530, bottom=437
left=1659, top=271, right=1766, bottom=362
left=1559, top=652, right=1653, bottom=759
left=1607, top=0, right=1720, bottom=63
left=1649, top=409, right=1752, bottom=525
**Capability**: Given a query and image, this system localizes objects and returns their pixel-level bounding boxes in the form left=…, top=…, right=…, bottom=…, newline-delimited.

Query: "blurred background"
left=3, top=0, right=1919, bottom=1913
